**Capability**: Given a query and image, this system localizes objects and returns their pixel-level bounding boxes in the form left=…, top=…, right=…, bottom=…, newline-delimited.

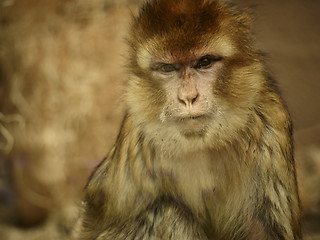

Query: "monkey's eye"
left=159, top=64, right=176, bottom=73
left=194, top=55, right=221, bottom=69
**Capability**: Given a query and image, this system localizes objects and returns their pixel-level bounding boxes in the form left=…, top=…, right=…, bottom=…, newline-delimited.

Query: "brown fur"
left=79, top=0, right=301, bottom=239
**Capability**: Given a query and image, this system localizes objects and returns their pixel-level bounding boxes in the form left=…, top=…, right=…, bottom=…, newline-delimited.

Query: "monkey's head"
left=126, top=0, right=265, bottom=148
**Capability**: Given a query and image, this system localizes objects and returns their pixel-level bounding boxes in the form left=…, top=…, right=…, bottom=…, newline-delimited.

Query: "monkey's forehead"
left=129, top=0, right=254, bottom=68
left=130, top=0, right=250, bottom=56
left=134, top=0, right=223, bottom=40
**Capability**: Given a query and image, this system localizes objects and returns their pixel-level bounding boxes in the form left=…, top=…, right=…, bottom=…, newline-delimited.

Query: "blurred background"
left=0, top=0, right=319, bottom=239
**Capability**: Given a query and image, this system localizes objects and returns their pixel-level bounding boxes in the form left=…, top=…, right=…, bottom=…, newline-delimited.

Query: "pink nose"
left=178, top=84, right=199, bottom=107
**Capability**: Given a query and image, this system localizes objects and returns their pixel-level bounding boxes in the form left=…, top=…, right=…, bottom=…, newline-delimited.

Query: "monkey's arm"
left=79, top=116, right=208, bottom=240
left=80, top=197, right=208, bottom=240
left=252, top=93, right=301, bottom=240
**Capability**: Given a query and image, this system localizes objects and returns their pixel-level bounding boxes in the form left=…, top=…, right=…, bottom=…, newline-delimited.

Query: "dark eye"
left=160, top=64, right=176, bottom=72
left=195, top=55, right=221, bottom=69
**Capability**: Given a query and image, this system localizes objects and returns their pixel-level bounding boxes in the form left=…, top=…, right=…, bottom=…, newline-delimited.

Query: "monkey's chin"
left=175, top=116, right=210, bottom=137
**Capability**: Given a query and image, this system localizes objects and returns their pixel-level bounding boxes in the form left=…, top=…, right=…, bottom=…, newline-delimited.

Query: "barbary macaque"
left=79, top=0, right=302, bottom=239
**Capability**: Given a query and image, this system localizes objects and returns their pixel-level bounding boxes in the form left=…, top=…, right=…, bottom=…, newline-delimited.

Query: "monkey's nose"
left=178, top=89, right=199, bottom=107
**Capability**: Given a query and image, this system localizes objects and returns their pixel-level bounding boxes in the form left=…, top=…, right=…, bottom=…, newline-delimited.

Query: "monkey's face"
left=129, top=38, right=248, bottom=138
left=127, top=0, right=263, bottom=141
left=143, top=48, right=225, bottom=136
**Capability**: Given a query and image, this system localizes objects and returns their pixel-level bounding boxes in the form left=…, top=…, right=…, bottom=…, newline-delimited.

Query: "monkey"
left=78, top=0, right=302, bottom=239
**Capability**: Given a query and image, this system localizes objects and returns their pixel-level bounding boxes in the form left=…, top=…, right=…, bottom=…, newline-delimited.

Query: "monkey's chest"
left=157, top=151, right=237, bottom=208
left=157, top=151, right=252, bottom=227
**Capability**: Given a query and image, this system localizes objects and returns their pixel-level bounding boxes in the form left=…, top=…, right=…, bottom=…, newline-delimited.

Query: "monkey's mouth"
left=174, top=115, right=210, bottom=136
left=176, top=114, right=208, bottom=122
